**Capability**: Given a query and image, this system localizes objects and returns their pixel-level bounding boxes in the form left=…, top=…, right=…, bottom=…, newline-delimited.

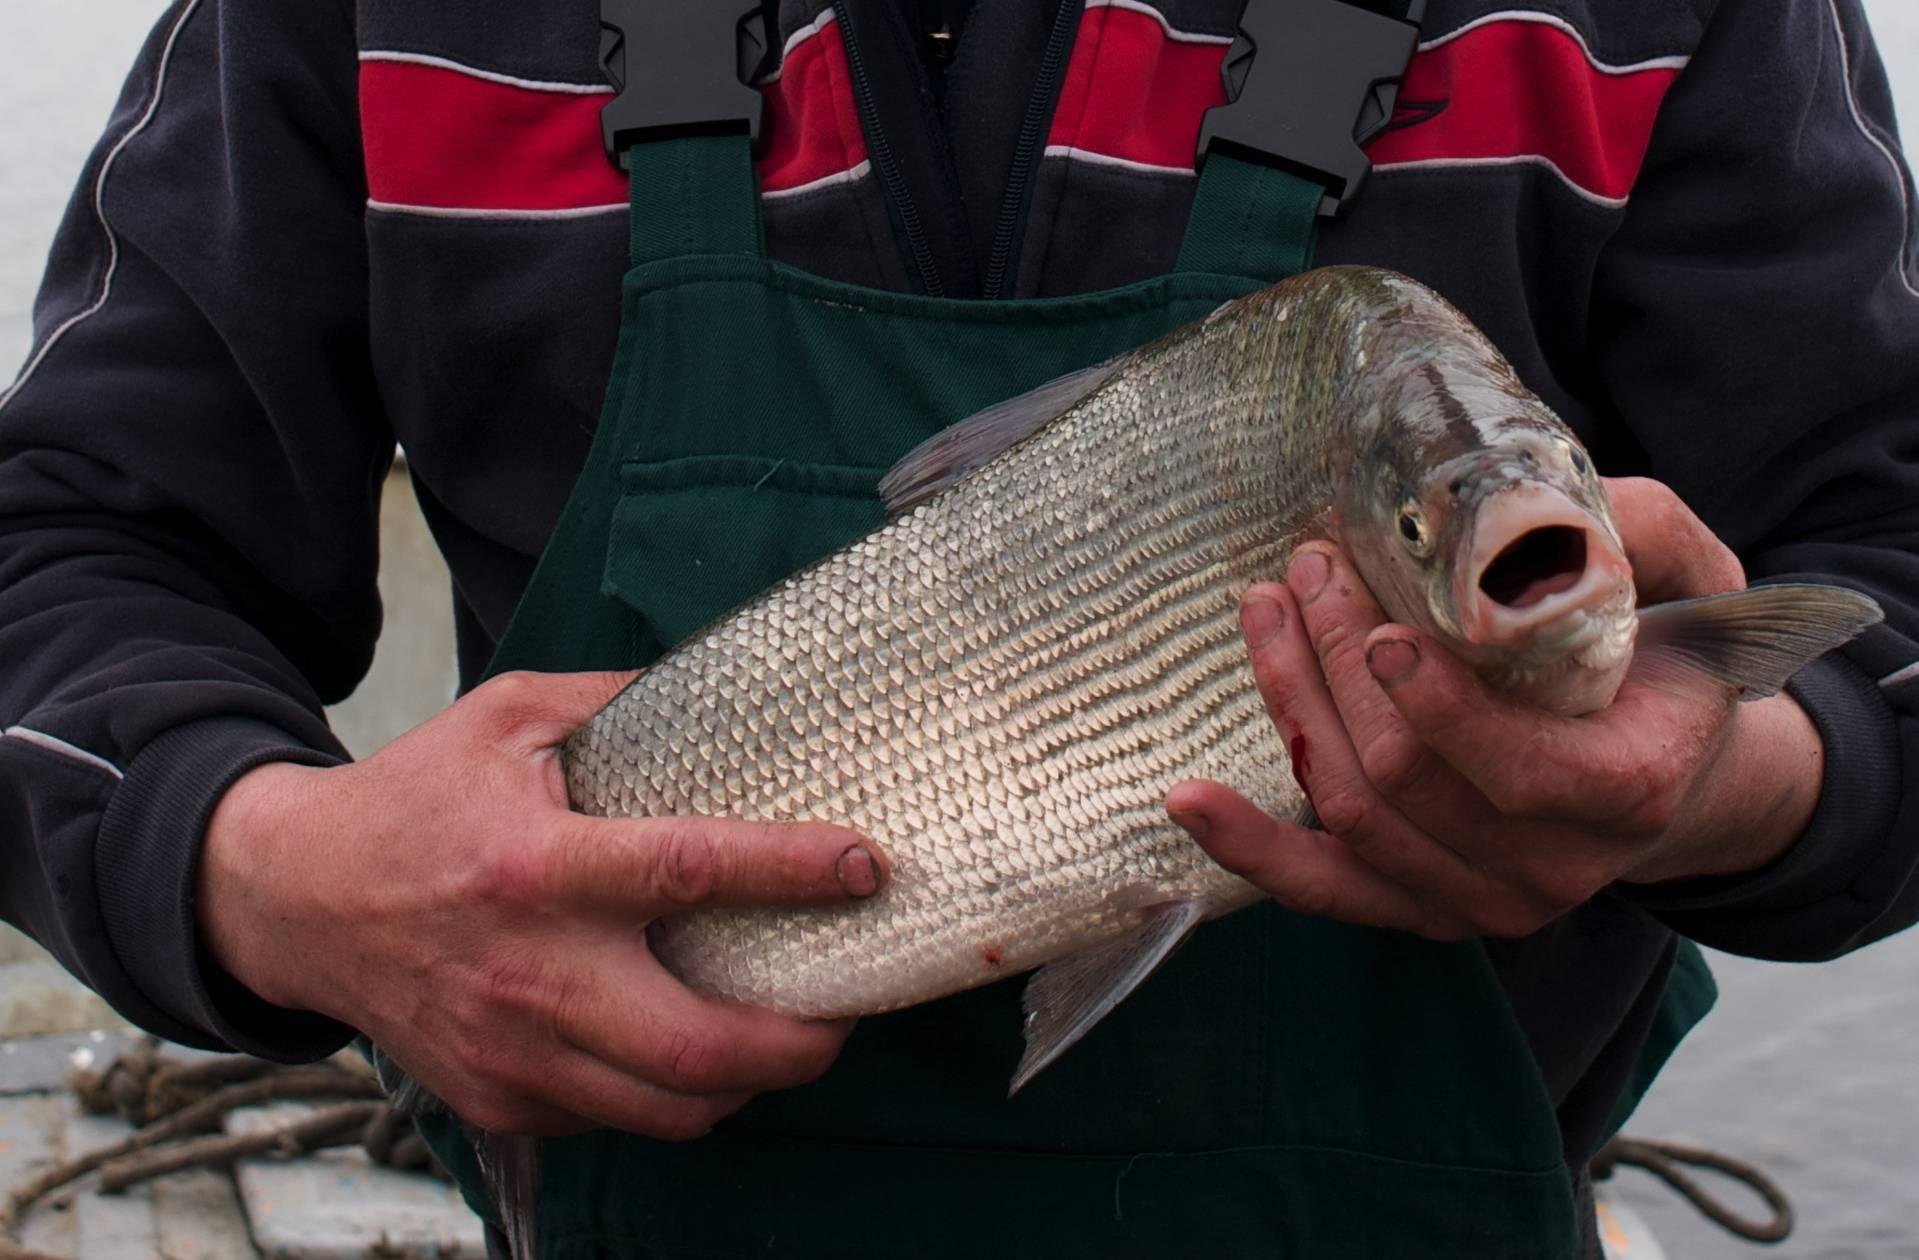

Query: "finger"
left=1366, top=623, right=1712, bottom=830
left=1604, top=477, right=1744, bottom=602
left=549, top=814, right=888, bottom=913
left=1235, top=587, right=1492, bottom=891
left=1167, top=781, right=1472, bottom=940
left=557, top=944, right=852, bottom=1097
left=1282, top=545, right=1427, bottom=766
left=471, top=669, right=644, bottom=751
left=464, top=1042, right=751, bottom=1140
left=539, top=1048, right=754, bottom=1141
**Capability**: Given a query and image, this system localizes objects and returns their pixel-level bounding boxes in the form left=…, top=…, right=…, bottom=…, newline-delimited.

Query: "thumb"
left=471, top=669, right=642, bottom=750
left=1604, top=476, right=1744, bottom=603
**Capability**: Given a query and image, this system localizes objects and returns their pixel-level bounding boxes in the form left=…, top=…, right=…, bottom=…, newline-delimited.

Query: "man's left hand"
left=1167, top=478, right=1826, bottom=941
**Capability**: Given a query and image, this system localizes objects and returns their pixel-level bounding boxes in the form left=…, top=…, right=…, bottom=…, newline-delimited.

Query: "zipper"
left=981, top=0, right=1078, bottom=300
left=833, top=1, right=946, bottom=297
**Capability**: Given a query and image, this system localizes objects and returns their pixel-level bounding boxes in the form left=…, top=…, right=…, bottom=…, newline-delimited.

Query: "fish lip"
left=1456, top=483, right=1633, bottom=650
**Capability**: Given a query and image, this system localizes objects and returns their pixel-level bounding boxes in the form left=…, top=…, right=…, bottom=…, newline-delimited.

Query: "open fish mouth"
left=1458, top=483, right=1632, bottom=651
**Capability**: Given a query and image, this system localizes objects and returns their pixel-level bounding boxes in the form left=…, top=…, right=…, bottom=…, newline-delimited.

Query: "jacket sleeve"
left=0, top=0, right=383, bottom=1057
left=1596, top=0, right=1919, bottom=959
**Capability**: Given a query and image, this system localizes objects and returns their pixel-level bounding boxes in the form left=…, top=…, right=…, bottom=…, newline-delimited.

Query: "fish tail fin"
left=1633, top=583, right=1882, bottom=698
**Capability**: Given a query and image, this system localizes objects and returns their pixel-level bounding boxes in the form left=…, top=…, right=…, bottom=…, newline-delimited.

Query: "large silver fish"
left=565, top=265, right=1878, bottom=1083
left=457, top=267, right=1881, bottom=1257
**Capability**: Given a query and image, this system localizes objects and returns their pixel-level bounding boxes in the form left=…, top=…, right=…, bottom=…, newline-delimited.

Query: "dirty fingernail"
left=1287, top=550, right=1331, bottom=603
left=836, top=845, right=880, bottom=897
left=1367, top=638, right=1420, bottom=685
left=1241, top=594, right=1285, bottom=647
left=1169, top=809, right=1209, bottom=841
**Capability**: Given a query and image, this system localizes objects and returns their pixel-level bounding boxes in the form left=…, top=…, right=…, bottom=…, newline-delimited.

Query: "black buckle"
left=600, top=0, right=772, bottom=169
left=1198, top=0, right=1423, bottom=217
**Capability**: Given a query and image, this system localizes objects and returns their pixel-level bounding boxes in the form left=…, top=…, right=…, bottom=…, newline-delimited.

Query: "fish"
left=566, top=265, right=1878, bottom=1057
left=430, top=266, right=1883, bottom=1256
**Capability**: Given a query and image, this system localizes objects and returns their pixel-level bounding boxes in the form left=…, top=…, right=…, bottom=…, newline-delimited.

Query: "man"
left=2, top=0, right=1915, bottom=1254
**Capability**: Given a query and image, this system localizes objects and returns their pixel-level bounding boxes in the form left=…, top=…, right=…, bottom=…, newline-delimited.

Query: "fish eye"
left=1396, top=503, right=1432, bottom=556
left=1569, top=448, right=1589, bottom=475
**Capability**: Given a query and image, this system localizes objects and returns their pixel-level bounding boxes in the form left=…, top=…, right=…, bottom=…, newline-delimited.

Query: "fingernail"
left=836, top=845, right=879, bottom=898
left=1169, top=809, right=1209, bottom=841
left=1287, top=550, right=1331, bottom=604
left=1241, top=594, right=1285, bottom=647
left=1367, top=638, right=1420, bottom=686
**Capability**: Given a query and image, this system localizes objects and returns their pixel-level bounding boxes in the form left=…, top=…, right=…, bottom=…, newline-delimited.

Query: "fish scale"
left=564, top=284, right=1326, bottom=1020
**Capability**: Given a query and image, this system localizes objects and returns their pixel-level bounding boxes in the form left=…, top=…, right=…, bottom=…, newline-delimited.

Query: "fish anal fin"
left=1633, top=583, right=1883, bottom=700
left=878, top=359, right=1124, bottom=514
left=474, top=1129, right=541, bottom=1260
left=1011, top=898, right=1206, bottom=1096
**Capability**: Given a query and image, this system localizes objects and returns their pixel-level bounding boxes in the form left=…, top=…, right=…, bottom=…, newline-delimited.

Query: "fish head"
left=1335, top=352, right=1637, bottom=717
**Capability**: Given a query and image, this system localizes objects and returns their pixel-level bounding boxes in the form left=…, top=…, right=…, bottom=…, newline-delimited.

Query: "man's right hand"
left=196, top=670, right=886, bottom=1141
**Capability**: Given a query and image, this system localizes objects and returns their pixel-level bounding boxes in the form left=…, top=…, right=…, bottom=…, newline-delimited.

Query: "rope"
left=1593, top=1134, right=1795, bottom=1244
left=0, top=1040, right=440, bottom=1259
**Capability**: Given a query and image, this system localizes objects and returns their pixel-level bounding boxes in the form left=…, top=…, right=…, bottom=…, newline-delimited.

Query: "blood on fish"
left=981, top=945, right=1004, bottom=967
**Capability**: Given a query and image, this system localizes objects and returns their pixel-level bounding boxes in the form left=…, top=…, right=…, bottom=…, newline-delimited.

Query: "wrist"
left=197, top=760, right=331, bottom=1014
left=1637, top=693, right=1823, bottom=883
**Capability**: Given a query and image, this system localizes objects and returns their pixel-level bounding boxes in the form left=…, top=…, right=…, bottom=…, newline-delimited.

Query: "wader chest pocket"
left=604, top=455, right=889, bottom=650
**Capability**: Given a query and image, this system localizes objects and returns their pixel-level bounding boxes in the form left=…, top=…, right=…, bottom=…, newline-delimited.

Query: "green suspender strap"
left=1176, top=154, right=1322, bottom=281
left=627, top=134, right=763, bottom=266
left=420, top=3, right=1630, bottom=1257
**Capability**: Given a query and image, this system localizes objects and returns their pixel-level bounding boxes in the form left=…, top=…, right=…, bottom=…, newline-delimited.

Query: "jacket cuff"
left=95, top=717, right=355, bottom=1061
left=1621, top=652, right=1902, bottom=953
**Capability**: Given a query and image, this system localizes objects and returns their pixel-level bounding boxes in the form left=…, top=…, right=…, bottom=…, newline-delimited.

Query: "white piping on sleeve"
left=1042, top=145, right=1196, bottom=177
left=1083, top=0, right=1235, bottom=46
left=760, top=159, right=873, bottom=201
left=356, top=51, right=613, bottom=95
left=761, top=8, right=839, bottom=84
left=0, top=0, right=207, bottom=413
left=1417, top=11, right=1690, bottom=75
left=1372, top=155, right=1629, bottom=209
left=1880, top=661, right=1919, bottom=691
left=365, top=200, right=628, bottom=220
left=3, top=728, right=125, bottom=781
left=1826, top=0, right=1919, bottom=301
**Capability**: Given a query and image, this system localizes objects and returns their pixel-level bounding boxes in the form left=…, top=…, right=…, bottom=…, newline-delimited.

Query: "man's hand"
left=1167, top=478, right=1826, bottom=940
left=198, top=670, right=885, bottom=1139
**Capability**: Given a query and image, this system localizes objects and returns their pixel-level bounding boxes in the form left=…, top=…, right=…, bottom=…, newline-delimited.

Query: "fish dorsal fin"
left=1633, top=583, right=1883, bottom=699
left=1011, top=897, right=1205, bottom=1096
left=878, top=358, right=1124, bottom=514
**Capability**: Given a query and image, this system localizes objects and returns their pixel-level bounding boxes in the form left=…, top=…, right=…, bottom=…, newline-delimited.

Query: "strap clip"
left=600, top=0, right=771, bottom=169
left=1198, top=0, right=1424, bottom=217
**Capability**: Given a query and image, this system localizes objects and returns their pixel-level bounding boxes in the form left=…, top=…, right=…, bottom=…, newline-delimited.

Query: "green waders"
left=413, top=16, right=1716, bottom=1258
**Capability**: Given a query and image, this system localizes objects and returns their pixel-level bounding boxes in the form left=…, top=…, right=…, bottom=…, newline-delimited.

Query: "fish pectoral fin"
left=1632, top=583, right=1882, bottom=700
left=877, top=358, right=1126, bottom=514
left=1011, top=897, right=1206, bottom=1096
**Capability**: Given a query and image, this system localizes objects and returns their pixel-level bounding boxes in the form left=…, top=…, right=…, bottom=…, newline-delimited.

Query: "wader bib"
left=416, top=2, right=1712, bottom=1253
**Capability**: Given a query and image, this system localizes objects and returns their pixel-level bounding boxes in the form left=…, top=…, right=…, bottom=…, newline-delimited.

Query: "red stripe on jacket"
left=1045, top=5, right=1229, bottom=171
left=1368, top=22, right=1682, bottom=203
left=758, top=17, right=870, bottom=195
left=357, top=12, right=1683, bottom=214
left=359, top=61, right=624, bottom=211
left=1046, top=10, right=1682, bottom=204
left=358, top=22, right=865, bottom=213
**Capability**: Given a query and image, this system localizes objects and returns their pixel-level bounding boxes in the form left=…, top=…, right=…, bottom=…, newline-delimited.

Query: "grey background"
left=2, top=4, right=1917, bottom=1256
